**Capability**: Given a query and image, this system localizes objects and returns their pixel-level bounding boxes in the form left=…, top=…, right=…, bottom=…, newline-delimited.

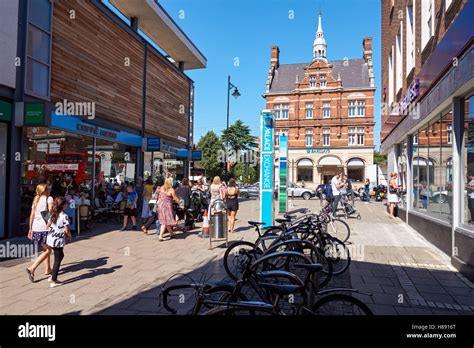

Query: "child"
left=46, top=196, right=72, bottom=288
left=121, top=185, right=138, bottom=231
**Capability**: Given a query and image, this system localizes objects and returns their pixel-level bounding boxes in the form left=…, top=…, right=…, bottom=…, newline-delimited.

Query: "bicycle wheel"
left=197, top=284, right=250, bottom=314
left=311, top=294, right=373, bottom=316
left=325, top=218, right=350, bottom=243
left=223, top=241, right=263, bottom=280
left=321, top=237, right=351, bottom=275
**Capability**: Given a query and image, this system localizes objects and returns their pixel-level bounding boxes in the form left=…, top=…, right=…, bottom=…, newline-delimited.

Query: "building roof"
left=109, top=0, right=206, bottom=70
left=268, top=59, right=371, bottom=93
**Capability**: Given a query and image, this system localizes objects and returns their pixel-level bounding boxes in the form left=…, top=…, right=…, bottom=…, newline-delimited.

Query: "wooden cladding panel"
left=51, top=0, right=144, bottom=130
left=145, top=50, right=190, bottom=143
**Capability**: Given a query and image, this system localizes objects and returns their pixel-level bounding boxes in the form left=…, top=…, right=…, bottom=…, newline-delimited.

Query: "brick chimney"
left=266, top=45, right=280, bottom=93
left=363, top=37, right=374, bottom=88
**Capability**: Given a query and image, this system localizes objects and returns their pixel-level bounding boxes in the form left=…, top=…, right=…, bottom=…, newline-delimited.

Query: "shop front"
left=0, top=100, right=12, bottom=239
left=20, top=113, right=142, bottom=228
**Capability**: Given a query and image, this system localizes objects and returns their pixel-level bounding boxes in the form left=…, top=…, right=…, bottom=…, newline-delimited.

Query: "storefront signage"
left=307, top=148, right=330, bottom=154
left=143, top=137, right=161, bottom=152
left=51, top=113, right=142, bottom=147
left=259, top=110, right=274, bottom=227
left=24, top=103, right=45, bottom=125
left=279, top=135, right=288, bottom=213
left=0, top=101, right=12, bottom=122
left=76, top=123, right=118, bottom=140
left=161, top=143, right=188, bottom=158
left=400, top=79, right=419, bottom=115
left=191, top=150, right=202, bottom=161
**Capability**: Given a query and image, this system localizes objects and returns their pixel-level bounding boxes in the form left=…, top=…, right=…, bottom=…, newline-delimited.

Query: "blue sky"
left=133, top=0, right=381, bottom=147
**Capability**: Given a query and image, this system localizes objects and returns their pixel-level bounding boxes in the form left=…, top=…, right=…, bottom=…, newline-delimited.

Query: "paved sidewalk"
left=0, top=197, right=472, bottom=315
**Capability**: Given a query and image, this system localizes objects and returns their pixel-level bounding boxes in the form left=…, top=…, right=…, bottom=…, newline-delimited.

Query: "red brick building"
left=264, top=15, right=376, bottom=188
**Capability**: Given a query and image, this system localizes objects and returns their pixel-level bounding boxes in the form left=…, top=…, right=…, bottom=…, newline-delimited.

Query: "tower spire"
left=313, top=13, right=327, bottom=62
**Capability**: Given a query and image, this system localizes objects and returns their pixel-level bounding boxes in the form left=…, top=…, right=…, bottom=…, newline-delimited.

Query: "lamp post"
left=224, top=75, right=240, bottom=180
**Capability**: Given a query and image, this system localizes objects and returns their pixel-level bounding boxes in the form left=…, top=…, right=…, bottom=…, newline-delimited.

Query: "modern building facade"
left=380, top=0, right=473, bottom=279
left=0, top=0, right=206, bottom=239
left=265, top=15, right=376, bottom=189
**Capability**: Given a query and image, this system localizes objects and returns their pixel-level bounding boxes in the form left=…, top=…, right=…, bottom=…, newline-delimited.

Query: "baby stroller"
left=189, top=189, right=209, bottom=222
left=173, top=199, right=195, bottom=231
left=340, top=193, right=361, bottom=220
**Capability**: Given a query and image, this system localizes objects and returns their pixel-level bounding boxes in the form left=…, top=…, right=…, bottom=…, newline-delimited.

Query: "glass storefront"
left=411, top=109, right=452, bottom=223
left=0, top=123, right=7, bottom=238
left=463, top=95, right=474, bottom=230
left=20, top=126, right=138, bottom=225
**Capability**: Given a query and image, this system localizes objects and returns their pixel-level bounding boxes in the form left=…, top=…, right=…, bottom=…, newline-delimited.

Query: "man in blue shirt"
left=121, top=185, right=138, bottom=231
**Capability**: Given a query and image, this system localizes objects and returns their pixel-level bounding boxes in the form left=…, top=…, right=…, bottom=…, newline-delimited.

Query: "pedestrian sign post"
left=259, top=110, right=274, bottom=227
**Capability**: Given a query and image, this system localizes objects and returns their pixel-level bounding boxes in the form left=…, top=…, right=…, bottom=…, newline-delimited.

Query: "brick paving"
left=0, top=197, right=472, bottom=315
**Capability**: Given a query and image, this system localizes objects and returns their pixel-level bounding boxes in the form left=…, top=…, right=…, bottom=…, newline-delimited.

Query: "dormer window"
left=309, top=76, right=317, bottom=88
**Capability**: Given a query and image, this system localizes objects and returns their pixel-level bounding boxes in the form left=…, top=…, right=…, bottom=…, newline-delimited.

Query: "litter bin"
left=209, top=199, right=228, bottom=249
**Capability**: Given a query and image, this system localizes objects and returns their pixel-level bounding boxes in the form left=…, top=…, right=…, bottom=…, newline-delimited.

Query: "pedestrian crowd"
left=25, top=174, right=242, bottom=287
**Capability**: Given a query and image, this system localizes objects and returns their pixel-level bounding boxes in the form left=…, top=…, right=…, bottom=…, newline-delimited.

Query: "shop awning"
left=347, top=158, right=364, bottom=167
left=297, top=159, right=313, bottom=167
left=319, top=156, right=341, bottom=166
left=109, top=0, right=206, bottom=70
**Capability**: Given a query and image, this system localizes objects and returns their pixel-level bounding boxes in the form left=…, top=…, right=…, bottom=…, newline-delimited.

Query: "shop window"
left=463, top=95, right=474, bottom=230
left=297, top=159, right=313, bottom=182
left=347, top=158, right=365, bottom=183
left=397, top=141, right=408, bottom=209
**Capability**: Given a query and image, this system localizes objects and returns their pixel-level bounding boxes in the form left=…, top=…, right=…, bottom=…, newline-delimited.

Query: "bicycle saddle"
left=294, top=263, right=323, bottom=273
left=248, top=221, right=265, bottom=226
left=275, top=218, right=291, bottom=224
left=283, top=214, right=296, bottom=220
left=258, top=282, right=302, bottom=296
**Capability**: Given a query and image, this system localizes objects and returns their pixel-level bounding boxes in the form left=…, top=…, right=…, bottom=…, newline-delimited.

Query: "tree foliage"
left=221, top=120, right=258, bottom=155
left=196, top=131, right=224, bottom=180
left=374, top=150, right=387, bottom=165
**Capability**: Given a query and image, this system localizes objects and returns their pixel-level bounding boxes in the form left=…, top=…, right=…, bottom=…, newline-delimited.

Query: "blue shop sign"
left=146, top=137, right=161, bottom=151
left=51, top=113, right=142, bottom=147
left=191, top=150, right=202, bottom=161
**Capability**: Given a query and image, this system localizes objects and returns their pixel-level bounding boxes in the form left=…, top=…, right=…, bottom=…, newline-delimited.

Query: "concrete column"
left=451, top=97, right=463, bottom=255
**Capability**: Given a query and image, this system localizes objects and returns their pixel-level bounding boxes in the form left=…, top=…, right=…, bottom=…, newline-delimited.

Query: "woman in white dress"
left=387, top=172, right=399, bottom=219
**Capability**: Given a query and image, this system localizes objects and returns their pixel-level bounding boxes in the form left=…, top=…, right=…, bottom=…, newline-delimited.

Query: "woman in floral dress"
left=157, top=177, right=180, bottom=241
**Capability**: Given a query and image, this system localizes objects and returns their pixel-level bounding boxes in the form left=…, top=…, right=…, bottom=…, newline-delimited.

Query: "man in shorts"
left=121, top=185, right=138, bottom=231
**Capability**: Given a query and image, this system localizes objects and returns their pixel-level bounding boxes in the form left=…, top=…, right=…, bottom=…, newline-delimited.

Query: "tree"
left=196, top=131, right=224, bottom=181
left=374, top=150, right=387, bottom=166
left=221, top=120, right=258, bottom=159
left=229, top=162, right=257, bottom=184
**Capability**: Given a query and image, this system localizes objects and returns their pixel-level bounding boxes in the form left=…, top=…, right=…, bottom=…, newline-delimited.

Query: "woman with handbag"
left=387, top=172, right=399, bottom=219
left=141, top=177, right=164, bottom=235
left=26, top=183, right=54, bottom=282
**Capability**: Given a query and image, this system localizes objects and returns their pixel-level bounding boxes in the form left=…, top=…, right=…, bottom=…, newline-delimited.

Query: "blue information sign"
left=146, top=137, right=161, bottom=151
left=259, top=110, right=274, bottom=227
left=192, top=150, right=202, bottom=161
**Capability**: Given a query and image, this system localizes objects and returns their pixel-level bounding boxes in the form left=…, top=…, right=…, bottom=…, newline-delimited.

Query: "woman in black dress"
left=225, top=178, right=240, bottom=233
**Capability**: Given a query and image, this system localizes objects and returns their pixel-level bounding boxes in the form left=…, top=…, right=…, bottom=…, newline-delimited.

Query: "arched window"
left=297, top=158, right=313, bottom=182
left=413, top=157, right=435, bottom=185
left=347, top=158, right=365, bottom=182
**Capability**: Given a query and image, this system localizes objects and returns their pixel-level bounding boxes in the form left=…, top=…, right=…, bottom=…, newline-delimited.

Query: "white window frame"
left=395, top=24, right=403, bottom=94
left=348, top=101, right=356, bottom=117
left=322, top=128, right=330, bottom=146
left=309, top=76, right=317, bottom=88
left=320, top=75, right=327, bottom=87
left=357, top=101, right=365, bottom=116
left=274, top=104, right=289, bottom=120
left=406, top=4, right=415, bottom=75
left=413, top=133, right=419, bottom=145
left=447, top=125, right=452, bottom=144
left=322, top=102, right=331, bottom=118
left=388, top=47, right=394, bottom=107
left=446, top=0, right=453, bottom=10
left=421, top=0, right=435, bottom=50
left=348, top=127, right=365, bottom=145
left=305, top=129, right=313, bottom=147
left=305, top=103, right=313, bottom=119
left=357, top=128, right=365, bottom=145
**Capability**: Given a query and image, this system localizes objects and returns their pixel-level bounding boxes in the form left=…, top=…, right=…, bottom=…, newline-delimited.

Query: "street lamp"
left=225, top=75, right=240, bottom=180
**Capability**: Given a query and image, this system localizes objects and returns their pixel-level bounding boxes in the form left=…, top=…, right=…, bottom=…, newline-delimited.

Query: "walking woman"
left=387, top=172, right=399, bottom=219
left=45, top=196, right=72, bottom=287
left=157, top=177, right=180, bottom=241
left=225, top=179, right=240, bottom=233
left=141, top=177, right=164, bottom=235
left=26, top=183, right=54, bottom=282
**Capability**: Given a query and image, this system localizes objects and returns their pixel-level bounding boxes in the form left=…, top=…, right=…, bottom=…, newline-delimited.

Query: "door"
left=0, top=123, right=7, bottom=238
